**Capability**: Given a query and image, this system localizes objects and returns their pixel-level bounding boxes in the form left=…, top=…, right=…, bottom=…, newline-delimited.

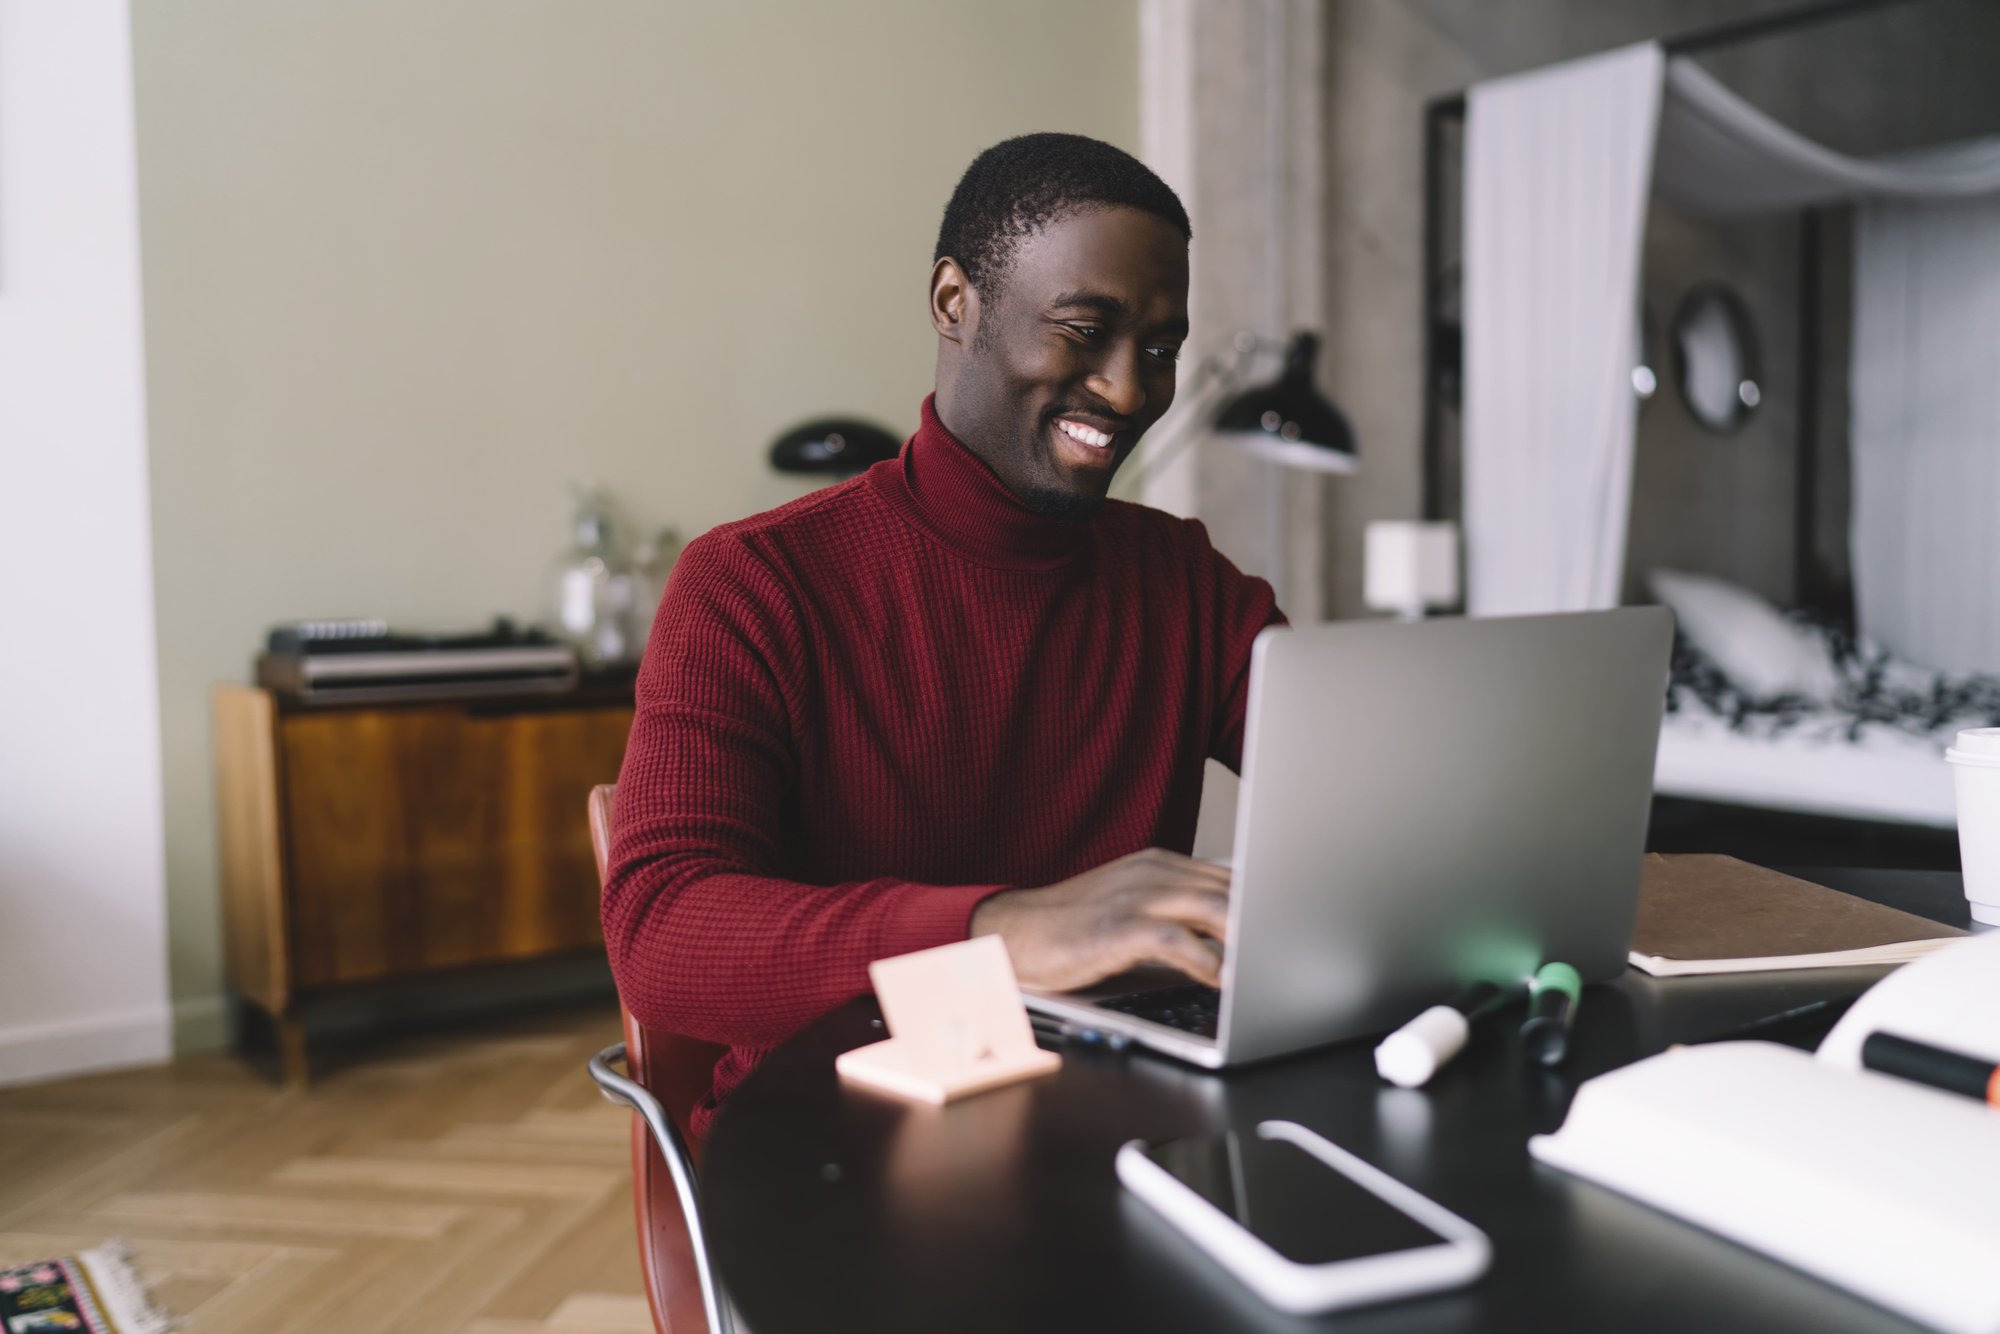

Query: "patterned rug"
left=0, top=1244, right=174, bottom=1333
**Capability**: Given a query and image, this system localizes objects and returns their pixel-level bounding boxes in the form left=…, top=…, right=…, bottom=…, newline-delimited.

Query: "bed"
left=1655, top=714, right=1955, bottom=829
left=1641, top=571, right=1993, bottom=865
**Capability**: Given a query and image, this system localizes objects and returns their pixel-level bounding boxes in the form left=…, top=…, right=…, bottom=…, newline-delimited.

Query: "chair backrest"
left=590, top=784, right=728, bottom=1122
left=590, top=783, right=729, bottom=1334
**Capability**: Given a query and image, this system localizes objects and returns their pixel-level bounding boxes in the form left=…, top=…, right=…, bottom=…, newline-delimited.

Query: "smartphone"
left=1116, top=1120, right=1490, bottom=1315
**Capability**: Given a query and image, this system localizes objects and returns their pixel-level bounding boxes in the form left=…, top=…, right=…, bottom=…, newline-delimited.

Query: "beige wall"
left=133, top=0, right=1139, bottom=1045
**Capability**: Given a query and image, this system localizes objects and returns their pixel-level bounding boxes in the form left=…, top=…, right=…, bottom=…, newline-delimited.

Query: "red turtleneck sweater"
left=604, top=398, right=1280, bottom=1133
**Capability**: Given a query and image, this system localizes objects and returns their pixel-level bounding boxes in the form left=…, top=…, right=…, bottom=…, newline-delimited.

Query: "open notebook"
left=1629, top=854, right=1963, bottom=976
left=1533, top=932, right=2000, bottom=1334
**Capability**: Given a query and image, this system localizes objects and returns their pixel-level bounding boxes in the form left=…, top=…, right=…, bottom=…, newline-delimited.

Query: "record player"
left=257, top=617, right=580, bottom=704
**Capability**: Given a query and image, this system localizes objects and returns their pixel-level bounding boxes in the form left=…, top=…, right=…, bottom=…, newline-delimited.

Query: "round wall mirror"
left=1671, top=284, right=1762, bottom=434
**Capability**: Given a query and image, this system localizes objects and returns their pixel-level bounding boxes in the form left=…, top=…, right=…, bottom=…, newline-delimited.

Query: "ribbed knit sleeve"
left=602, top=532, right=1002, bottom=1049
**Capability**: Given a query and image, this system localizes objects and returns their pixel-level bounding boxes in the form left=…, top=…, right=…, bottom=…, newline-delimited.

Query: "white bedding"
left=1642, top=573, right=1991, bottom=829
left=1654, top=709, right=1957, bottom=828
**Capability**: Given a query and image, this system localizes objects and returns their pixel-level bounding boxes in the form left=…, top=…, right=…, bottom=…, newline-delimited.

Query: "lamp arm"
left=1113, top=333, right=1282, bottom=503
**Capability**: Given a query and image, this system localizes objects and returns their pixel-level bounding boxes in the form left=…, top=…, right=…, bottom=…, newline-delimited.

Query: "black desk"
left=703, top=869, right=1970, bottom=1333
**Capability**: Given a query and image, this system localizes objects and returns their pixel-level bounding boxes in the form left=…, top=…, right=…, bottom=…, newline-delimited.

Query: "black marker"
left=1520, top=963, right=1581, bottom=1067
left=1030, top=1015, right=1132, bottom=1053
left=1861, top=1032, right=2000, bottom=1109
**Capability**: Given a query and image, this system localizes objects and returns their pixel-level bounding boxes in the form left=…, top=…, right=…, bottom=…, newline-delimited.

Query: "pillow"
left=1646, top=568, right=1840, bottom=703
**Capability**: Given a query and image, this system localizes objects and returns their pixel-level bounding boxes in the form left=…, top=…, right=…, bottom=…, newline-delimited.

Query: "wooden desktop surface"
left=701, top=868, right=1968, bottom=1334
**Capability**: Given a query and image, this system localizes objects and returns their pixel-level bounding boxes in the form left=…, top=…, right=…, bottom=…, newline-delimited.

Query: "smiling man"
left=605, top=134, right=1282, bottom=1134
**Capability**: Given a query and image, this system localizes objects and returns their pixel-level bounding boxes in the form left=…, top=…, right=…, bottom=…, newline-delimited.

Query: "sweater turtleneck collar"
left=868, top=395, right=1091, bottom=570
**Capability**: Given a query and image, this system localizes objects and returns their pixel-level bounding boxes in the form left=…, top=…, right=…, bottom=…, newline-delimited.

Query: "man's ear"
left=929, top=257, right=979, bottom=345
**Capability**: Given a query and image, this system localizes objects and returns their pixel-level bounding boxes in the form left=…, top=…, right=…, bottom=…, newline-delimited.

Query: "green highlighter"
left=1520, top=962, right=1581, bottom=1067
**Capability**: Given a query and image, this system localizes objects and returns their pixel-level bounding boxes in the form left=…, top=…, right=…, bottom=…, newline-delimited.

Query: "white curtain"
left=1655, top=60, right=2000, bottom=217
left=1851, top=194, right=2000, bottom=674
left=1464, top=43, right=1663, bottom=616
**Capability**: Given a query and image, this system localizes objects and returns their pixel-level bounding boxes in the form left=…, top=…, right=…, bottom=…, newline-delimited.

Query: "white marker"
left=1374, top=982, right=1512, bottom=1089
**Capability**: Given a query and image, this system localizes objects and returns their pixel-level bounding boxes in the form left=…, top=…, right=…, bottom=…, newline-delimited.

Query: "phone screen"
left=1142, top=1131, right=1450, bottom=1265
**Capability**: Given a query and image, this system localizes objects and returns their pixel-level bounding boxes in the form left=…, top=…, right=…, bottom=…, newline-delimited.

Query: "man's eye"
left=1148, top=346, right=1182, bottom=363
left=1068, top=324, right=1104, bottom=340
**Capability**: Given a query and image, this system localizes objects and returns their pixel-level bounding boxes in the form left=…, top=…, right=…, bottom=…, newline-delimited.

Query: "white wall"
left=0, top=1, right=172, bottom=1083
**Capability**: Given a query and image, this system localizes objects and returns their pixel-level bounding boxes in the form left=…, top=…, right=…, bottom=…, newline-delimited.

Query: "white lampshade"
left=1365, top=521, right=1460, bottom=619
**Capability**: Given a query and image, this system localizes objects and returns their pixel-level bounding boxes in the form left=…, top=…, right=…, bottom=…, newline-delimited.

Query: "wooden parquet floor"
left=0, top=1002, right=656, bottom=1333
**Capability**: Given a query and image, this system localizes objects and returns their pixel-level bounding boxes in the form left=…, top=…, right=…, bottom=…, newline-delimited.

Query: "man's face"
left=935, top=207, right=1190, bottom=521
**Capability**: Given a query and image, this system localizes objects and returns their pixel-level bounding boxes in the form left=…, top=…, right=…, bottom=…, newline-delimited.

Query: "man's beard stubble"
left=1018, top=477, right=1108, bottom=524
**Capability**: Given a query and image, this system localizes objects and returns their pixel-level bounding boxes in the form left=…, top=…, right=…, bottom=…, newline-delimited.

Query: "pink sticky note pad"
left=835, top=935, right=1061, bottom=1104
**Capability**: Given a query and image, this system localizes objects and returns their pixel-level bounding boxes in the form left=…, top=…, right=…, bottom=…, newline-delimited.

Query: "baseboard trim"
left=0, top=1005, right=173, bottom=1089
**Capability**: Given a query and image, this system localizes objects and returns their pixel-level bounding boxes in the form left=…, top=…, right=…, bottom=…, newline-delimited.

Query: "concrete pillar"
left=1141, top=0, right=1328, bottom=621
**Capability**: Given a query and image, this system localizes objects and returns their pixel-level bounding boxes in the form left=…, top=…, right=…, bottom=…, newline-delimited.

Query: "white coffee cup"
left=1945, top=728, right=2000, bottom=927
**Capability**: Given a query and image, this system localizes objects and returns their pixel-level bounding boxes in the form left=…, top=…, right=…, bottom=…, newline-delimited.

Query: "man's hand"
left=969, top=848, right=1230, bottom=991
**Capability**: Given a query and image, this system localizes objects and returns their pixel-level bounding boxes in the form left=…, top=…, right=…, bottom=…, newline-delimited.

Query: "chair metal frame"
left=586, top=782, right=736, bottom=1334
left=587, top=1042, right=735, bottom=1334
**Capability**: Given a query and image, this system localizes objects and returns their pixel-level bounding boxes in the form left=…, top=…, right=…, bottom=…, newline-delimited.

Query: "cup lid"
left=1954, top=728, right=2000, bottom=758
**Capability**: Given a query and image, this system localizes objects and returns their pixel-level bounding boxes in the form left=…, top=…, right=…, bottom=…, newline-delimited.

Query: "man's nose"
left=1085, top=343, right=1147, bottom=419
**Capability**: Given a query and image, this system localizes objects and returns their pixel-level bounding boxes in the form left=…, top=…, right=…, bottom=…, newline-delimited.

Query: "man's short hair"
left=934, top=133, right=1191, bottom=299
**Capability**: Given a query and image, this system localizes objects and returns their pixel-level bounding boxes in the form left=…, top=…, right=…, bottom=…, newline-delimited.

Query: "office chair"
left=585, top=784, right=736, bottom=1334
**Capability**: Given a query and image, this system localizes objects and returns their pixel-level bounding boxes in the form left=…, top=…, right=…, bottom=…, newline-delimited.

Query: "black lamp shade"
left=1213, top=332, right=1357, bottom=474
left=768, top=417, right=902, bottom=475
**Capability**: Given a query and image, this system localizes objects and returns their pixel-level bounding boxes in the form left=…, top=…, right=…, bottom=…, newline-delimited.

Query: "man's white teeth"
left=1057, top=419, right=1112, bottom=448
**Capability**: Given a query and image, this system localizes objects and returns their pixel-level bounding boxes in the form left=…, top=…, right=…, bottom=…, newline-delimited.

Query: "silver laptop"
left=1023, top=607, right=1673, bottom=1068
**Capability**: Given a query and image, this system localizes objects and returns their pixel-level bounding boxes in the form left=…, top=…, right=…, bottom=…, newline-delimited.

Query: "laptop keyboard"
left=1097, top=983, right=1222, bottom=1038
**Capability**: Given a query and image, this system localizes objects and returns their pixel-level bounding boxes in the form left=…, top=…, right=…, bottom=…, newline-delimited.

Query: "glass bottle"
left=627, top=526, right=684, bottom=660
left=551, top=486, right=634, bottom=668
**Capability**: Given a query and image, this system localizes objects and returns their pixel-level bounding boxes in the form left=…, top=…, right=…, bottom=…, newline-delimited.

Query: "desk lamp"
left=1211, top=332, right=1357, bottom=475
left=768, top=417, right=902, bottom=475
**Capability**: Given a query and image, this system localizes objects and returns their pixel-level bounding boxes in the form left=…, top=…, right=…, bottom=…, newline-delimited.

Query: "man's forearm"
left=602, top=854, right=1002, bottom=1048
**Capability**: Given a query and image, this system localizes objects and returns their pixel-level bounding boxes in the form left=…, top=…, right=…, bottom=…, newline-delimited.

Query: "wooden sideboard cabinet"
left=212, top=682, right=634, bottom=1082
